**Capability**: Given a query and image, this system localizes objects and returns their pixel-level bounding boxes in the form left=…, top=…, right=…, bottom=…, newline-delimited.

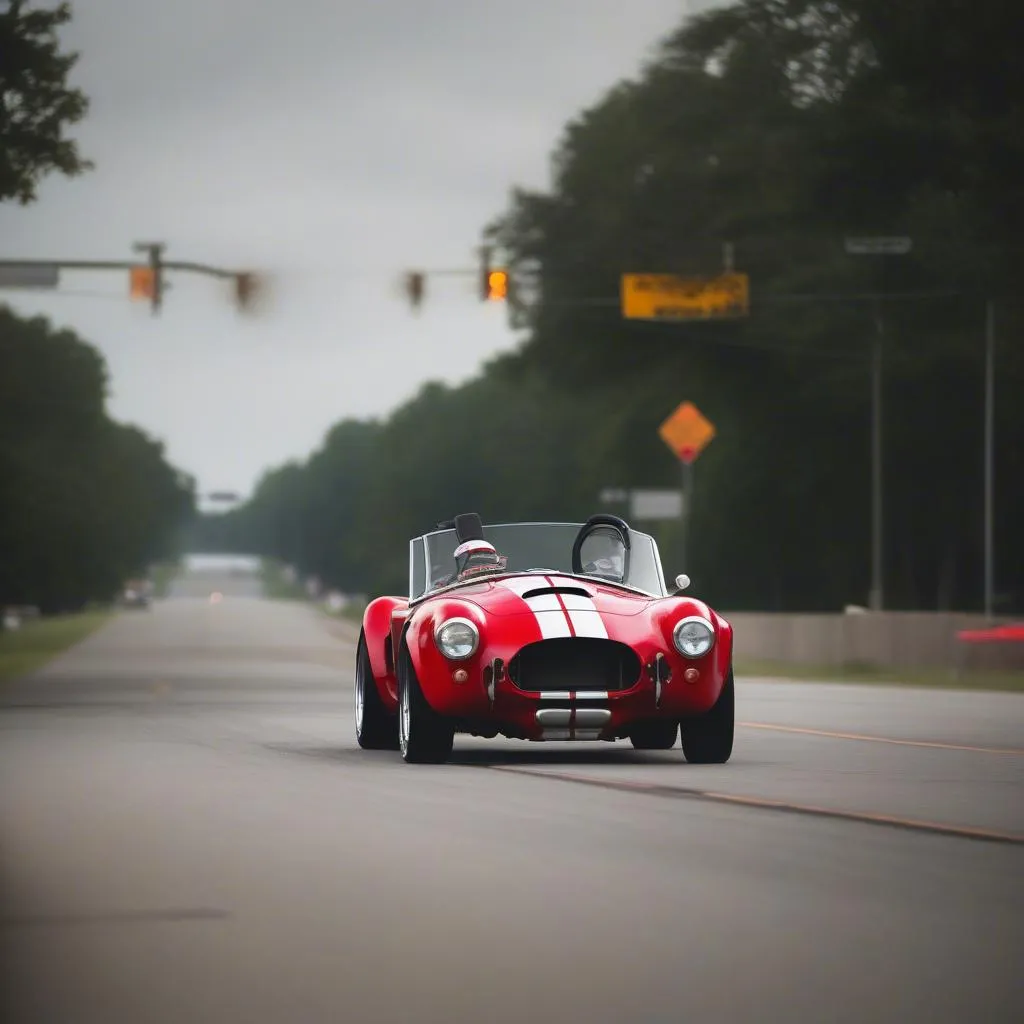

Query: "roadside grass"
left=0, top=610, right=113, bottom=682
left=734, top=657, right=1024, bottom=694
left=259, top=559, right=309, bottom=600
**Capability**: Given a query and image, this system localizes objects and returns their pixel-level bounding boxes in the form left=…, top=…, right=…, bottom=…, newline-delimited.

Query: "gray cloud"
left=1, top=0, right=708, bottom=496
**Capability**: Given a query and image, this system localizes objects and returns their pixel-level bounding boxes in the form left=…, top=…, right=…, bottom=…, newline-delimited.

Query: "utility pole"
left=870, top=299, right=884, bottom=612
left=844, top=235, right=912, bottom=611
left=984, top=299, right=995, bottom=620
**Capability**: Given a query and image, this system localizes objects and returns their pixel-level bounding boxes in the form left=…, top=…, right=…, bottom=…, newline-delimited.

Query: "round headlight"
left=673, top=616, right=715, bottom=659
left=434, top=617, right=480, bottom=660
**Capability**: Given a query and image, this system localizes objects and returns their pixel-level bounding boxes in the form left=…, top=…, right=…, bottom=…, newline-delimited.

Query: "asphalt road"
left=2, top=587, right=1022, bottom=1023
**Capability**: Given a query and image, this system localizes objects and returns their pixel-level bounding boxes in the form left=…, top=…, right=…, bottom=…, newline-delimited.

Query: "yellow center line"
left=701, top=790, right=1024, bottom=844
left=738, top=721, right=1024, bottom=756
left=486, top=767, right=1024, bottom=845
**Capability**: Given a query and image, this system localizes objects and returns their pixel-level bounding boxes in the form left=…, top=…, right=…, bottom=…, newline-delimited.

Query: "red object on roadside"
left=957, top=623, right=1024, bottom=643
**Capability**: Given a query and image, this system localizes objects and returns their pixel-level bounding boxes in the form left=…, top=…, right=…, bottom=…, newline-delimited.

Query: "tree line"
left=1, top=4, right=195, bottom=616
left=0, top=306, right=197, bottom=614
left=192, top=0, right=1023, bottom=613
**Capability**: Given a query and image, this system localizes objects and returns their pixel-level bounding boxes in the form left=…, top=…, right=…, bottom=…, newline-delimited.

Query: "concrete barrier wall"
left=722, top=612, right=1024, bottom=671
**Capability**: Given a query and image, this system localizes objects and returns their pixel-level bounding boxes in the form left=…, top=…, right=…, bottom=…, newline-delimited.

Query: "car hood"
left=432, top=572, right=664, bottom=619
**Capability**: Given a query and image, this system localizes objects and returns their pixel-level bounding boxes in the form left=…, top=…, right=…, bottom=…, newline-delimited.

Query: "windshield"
left=412, top=522, right=667, bottom=600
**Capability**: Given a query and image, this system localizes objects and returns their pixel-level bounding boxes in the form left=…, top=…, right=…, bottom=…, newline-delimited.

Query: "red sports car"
left=355, top=513, right=734, bottom=764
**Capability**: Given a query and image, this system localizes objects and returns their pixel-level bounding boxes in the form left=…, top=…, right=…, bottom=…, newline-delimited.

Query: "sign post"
left=658, top=402, right=716, bottom=573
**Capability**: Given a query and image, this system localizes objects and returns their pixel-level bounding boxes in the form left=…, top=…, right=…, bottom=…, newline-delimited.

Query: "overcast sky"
left=0, top=0, right=717, bottom=500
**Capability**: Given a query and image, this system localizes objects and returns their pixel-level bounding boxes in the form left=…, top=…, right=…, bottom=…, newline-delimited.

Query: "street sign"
left=0, top=264, right=59, bottom=289
left=843, top=236, right=912, bottom=255
left=630, top=489, right=684, bottom=520
left=621, top=272, right=749, bottom=320
left=659, top=402, right=716, bottom=464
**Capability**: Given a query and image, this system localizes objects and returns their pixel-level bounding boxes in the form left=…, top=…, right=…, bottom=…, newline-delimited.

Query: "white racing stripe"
left=544, top=575, right=609, bottom=639
left=524, top=593, right=573, bottom=639
left=558, top=592, right=609, bottom=639
left=496, top=574, right=609, bottom=640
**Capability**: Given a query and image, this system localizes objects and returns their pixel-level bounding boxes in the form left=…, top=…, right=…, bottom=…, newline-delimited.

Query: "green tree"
left=0, top=305, right=196, bottom=612
left=0, top=0, right=92, bottom=204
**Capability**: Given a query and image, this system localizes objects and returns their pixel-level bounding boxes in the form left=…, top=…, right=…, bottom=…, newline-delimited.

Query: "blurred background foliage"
left=0, top=306, right=196, bottom=612
left=186, top=0, right=1023, bottom=613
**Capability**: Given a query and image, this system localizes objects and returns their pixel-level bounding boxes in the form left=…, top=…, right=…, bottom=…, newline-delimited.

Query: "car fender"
left=362, top=596, right=406, bottom=702
left=709, top=609, right=734, bottom=680
left=403, top=598, right=490, bottom=715
left=648, top=598, right=733, bottom=710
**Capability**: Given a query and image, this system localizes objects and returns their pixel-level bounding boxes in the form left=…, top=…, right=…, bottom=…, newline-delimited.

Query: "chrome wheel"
left=399, top=676, right=411, bottom=756
left=354, top=655, right=365, bottom=739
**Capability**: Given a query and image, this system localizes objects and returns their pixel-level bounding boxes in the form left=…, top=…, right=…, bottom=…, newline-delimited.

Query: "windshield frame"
left=407, top=521, right=668, bottom=603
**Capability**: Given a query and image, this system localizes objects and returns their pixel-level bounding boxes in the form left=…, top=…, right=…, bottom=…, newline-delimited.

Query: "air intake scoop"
left=520, top=586, right=593, bottom=601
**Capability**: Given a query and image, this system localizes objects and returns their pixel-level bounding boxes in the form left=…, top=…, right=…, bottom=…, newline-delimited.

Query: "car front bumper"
left=422, top=649, right=726, bottom=741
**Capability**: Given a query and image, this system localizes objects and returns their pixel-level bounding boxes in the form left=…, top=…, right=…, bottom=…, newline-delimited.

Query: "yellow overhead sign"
left=621, top=272, right=749, bottom=320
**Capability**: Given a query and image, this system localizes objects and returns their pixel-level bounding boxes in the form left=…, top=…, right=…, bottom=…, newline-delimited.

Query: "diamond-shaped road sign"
left=659, top=401, right=716, bottom=465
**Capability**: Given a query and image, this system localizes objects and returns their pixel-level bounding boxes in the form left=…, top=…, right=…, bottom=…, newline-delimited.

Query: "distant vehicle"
left=121, top=579, right=152, bottom=609
left=355, top=513, right=734, bottom=764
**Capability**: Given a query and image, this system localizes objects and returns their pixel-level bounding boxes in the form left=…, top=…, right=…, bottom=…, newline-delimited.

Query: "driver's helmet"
left=453, top=539, right=507, bottom=579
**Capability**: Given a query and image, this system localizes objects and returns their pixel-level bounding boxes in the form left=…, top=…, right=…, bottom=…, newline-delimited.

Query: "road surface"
left=2, top=588, right=1022, bottom=1023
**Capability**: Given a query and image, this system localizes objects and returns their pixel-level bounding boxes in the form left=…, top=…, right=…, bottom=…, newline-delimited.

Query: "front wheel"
left=397, top=642, right=454, bottom=764
left=355, top=633, right=398, bottom=750
left=679, top=670, right=734, bottom=764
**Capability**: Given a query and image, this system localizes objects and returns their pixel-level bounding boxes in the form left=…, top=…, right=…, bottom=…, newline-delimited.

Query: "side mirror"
left=674, top=574, right=690, bottom=592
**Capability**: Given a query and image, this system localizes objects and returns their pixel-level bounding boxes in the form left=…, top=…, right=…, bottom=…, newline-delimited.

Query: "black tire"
left=629, top=719, right=679, bottom=750
left=679, top=669, right=734, bottom=764
left=397, top=642, right=454, bottom=764
left=355, top=632, right=398, bottom=750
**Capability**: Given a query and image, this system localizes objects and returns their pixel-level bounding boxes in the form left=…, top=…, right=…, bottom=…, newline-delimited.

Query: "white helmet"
left=453, top=539, right=505, bottom=577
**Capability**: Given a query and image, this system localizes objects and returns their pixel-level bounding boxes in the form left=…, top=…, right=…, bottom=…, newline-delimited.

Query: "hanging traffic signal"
left=131, top=242, right=165, bottom=314
left=478, top=246, right=509, bottom=301
left=405, top=271, right=426, bottom=310
left=235, top=271, right=256, bottom=311
left=485, top=268, right=508, bottom=301
left=129, top=265, right=155, bottom=302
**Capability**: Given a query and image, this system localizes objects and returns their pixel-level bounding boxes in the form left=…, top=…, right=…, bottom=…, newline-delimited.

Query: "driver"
left=430, top=539, right=508, bottom=590
left=453, top=539, right=508, bottom=581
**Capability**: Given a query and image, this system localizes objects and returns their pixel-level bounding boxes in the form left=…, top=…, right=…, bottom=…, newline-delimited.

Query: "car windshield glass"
left=415, top=523, right=666, bottom=599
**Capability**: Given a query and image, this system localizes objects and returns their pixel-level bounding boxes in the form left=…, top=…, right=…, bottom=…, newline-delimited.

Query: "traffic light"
left=485, top=268, right=509, bottom=301
left=405, top=271, right=426, bottom=310
left=131, top=242, right=164, bottom=314
left=235, top=271, right=257, bottom=311
left=129, top=265, right=155, bottom=302
left=478, top=246, right=509, bottom=301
